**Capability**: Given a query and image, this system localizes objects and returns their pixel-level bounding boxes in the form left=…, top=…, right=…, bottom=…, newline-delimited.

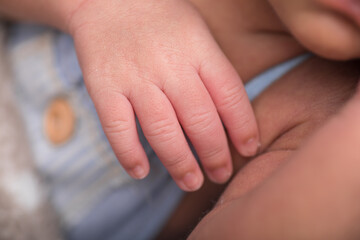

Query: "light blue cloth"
left=6, top=23, right=308, bottom=240
left=246, top=54, right=310, bottom=99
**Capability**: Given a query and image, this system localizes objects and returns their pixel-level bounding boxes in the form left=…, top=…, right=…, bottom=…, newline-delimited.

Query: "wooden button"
left=44, top=98, right=75, bottom=145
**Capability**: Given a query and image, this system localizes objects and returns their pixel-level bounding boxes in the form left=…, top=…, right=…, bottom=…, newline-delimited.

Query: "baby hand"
left=68, top=0, right=259, bottom=191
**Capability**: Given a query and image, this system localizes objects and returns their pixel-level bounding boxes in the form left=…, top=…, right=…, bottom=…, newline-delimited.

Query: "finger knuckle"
left=103, top=119, right=133, bottom=139
left=186, top=110, right=217, bottom=136
left=146, top=118, right=178, bottom=143
left=219, top=85, right=246, bottom=111
left=201, top=146, right=228, bottom=170
left=163, top=151, right=191, bottom=172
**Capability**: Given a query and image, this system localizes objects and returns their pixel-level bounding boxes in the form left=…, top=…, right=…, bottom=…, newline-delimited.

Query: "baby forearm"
left=0, top=0, right=84, bottom=31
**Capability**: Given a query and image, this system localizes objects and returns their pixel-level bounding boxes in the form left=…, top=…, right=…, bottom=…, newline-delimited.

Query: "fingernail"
left=182, top=172, right=201, bottom=191
left=131, top=165, right=146, bottom=179
left=209, top=167, right=231, bottom=184
left=242, top=138, right=261, bottom=157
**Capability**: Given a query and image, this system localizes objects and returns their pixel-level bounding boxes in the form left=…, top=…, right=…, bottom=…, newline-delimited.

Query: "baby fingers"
left=92, top=88, right=150, bottom=180
left=199, top=46, right=260, bottom=157
left=163, top=72, right=233, bottom=184
left=130, top=84, right=204, bottom=191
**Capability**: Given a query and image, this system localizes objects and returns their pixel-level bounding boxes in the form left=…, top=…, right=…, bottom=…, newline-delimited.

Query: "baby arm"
left=0, top=0, right=260, bottom=191
left=190, top=57, right=360, bottom=239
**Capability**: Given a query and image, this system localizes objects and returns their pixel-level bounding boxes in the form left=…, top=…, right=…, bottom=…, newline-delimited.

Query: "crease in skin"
left=218, top=124, right=308, bottom=209
left=211, top=150, right=293, bottom=226
left=217, top=122, right=313, bottom=211
left=260, top=119, right=307, bottom=153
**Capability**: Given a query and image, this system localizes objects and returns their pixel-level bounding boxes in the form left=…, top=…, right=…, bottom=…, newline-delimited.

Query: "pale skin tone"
left=0, top=0, right=262, bottom=192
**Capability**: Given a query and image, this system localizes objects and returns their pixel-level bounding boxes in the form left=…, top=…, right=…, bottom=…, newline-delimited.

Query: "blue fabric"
left=245, top=54, right=310, bottom=100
